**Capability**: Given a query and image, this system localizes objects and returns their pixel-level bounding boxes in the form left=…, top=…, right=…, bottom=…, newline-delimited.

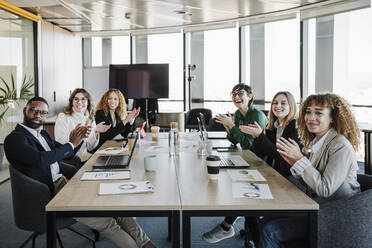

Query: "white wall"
left=39, top=21, right=82, bottom=115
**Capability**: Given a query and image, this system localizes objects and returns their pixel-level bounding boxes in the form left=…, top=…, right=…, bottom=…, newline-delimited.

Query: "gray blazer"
left=291, top=128, right=360, bottom=203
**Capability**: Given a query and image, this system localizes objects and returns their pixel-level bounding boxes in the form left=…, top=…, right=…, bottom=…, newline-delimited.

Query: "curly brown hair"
left=297, top=93, right=360, bottom=151
left=267, top=91, right=297, bottom=131
left=63, top=88, right=94, bottom=120
left=95, top=88, right=127, bottom=119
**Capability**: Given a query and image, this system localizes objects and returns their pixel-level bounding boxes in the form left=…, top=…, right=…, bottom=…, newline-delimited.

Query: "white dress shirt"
left=291, top=129, right=331, bottom=176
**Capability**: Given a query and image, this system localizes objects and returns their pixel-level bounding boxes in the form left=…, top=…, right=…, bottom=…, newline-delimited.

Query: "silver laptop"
left=92, top=134, right=138, bottom=170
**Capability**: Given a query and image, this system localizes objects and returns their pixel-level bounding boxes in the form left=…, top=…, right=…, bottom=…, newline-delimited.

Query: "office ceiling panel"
left=7, top=0, right=341, bottom=33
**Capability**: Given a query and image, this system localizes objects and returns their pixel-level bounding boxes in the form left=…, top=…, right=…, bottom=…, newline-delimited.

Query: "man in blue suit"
left=4, top=96, right=156, bottom=248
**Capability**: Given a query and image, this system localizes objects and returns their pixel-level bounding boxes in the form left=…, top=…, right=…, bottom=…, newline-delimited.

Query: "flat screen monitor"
left=109, top=64, right=169, bottom=99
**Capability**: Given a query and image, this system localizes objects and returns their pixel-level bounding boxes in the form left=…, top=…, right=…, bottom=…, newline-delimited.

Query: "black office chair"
left=280, top=174, right=372, bottom=248
left=9, top=164, right=97, bottom=248
left=185, top=108, right=212, bottom=131
left=207, top=117, right=225, bottom=131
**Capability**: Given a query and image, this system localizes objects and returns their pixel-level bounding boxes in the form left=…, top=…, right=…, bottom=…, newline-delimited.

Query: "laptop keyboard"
left=220, top=157, right=235, bottom=167
left=108, top=155, right=129, bottom=165
left=219, top=155, right=250, bottom=169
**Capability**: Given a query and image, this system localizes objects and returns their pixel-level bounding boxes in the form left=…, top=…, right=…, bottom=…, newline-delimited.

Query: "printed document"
left=228, top=169, right=266, bottom=182
left=99, top=181, right=154, bottom=195
left=96, top=147, right=128, bottom=155
left=232, top=182, right=273, bottom=199
left=81, top=171, right=130, bottom=181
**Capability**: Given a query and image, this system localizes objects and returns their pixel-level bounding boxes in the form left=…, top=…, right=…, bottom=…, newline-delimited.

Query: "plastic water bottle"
left=169, top=129, right=175, bottom=156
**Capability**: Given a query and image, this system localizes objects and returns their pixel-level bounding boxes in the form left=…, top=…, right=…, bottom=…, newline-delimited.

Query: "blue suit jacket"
left=4, top=124, right=79, bottom=195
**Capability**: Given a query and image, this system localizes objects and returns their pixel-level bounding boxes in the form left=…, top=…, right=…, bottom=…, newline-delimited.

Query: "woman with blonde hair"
left=240, top=91, right=301, bottom=178
left=258, top=93, right=360, bottom=247
left=95, top=88, right=140, bottom=149
left=55, top=88, right=110, bottom=167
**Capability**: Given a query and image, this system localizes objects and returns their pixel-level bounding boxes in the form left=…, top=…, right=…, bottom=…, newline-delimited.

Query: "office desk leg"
left=182, top=212, right=191, bottom=248
left=46, top=212, right=57, bottom=248
left=171, top=211, right=180, bottom=248
left=168, top=215, right=172, bottom=240
left=364, top=132, right=371, bottom=175
left=309, top=210, right=318, bottom=248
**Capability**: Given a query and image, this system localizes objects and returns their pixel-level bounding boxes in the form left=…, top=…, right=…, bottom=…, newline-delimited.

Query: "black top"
left=4, top=124, right=79, bottom=195
left=252, top=119, right=302, bottom=178
left=95, top=109, right=134, bottom=150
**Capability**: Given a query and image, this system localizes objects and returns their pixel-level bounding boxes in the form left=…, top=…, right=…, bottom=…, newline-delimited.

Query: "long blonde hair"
left=95, top=88, right=127, bottom=119
left=297, top=93, right=360, bottom=151
left=267, top=91, right=297, bottom=131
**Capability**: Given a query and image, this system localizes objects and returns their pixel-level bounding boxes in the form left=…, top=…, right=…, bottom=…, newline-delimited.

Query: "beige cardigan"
left=291, top=128, right=360, bottom=203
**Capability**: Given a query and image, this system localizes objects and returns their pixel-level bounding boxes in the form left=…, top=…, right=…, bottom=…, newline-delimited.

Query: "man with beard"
left=4, top=96, right=88, bottom=194
left=4, top=97, right=157, bottom=248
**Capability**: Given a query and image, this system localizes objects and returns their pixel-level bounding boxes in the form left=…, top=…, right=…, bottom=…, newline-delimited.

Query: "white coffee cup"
left=144, top=155, right=157, bottom=171
left=206, top=155, right=221, bottom=180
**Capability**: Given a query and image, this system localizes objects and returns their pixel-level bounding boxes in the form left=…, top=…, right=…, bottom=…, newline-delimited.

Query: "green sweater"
left=227, top=105, right=268, bottom=150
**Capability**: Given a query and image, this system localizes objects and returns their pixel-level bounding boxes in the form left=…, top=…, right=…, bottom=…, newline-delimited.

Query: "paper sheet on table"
left=232, top=182, right=273, bottom=199
left=228, top=169, right=266, bottom=182
left=145, top=146, right=168, bottom=153
left=99, top=181, right=154, bottom=195
left=81, top=171, right=130, bottom=180
left=113, top=133, right=125, bottom=141
left=96, top=147, right=128, bottom=155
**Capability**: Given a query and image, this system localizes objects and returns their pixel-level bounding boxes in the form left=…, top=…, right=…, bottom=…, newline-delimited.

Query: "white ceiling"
left=6, top=0, right=348, bottom=33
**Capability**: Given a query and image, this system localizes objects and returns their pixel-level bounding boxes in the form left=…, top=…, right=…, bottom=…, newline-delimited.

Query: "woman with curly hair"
left=258, top=93, right=361, bottom=247
left=95, top=88, right=140, bottom=149
left=55, top=88, right=111, bottom=167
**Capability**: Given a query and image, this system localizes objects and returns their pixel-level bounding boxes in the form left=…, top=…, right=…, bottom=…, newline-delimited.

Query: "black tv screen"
left=109, top=64, right=169, bottom=99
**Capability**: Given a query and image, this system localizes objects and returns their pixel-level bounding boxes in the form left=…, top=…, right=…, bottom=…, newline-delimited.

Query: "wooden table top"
left=46, top=139, right=181, bottom=212
left=177, top=149, right=318, bottom=210
left=46, top=133, right=318, bottom=212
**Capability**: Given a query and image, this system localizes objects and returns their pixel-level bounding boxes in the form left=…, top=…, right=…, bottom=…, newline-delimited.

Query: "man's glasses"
left=231, top=91, right=245, bottom=98
left=73, top=97, right=87, bottom=102
left=28, top=107, right=48, bottom=117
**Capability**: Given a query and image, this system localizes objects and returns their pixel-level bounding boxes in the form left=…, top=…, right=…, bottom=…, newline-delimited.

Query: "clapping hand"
left=69, top=123, right=91, bottom=147
left=276, top=137, right=303, bottom=166
left=215, top=113, right=234, bottom=130
left=95, top=121, right=111, bottom=133
left=123, top=107, right=141, bottom=124
left=239, top=121, right=263, bottom=138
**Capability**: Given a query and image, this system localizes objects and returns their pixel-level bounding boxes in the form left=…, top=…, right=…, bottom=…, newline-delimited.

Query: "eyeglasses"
left=231, top=91, right=245, bottom=98
left=28, top=107, right=48, bottom=117
left=73, top=97, right=87, bottom=102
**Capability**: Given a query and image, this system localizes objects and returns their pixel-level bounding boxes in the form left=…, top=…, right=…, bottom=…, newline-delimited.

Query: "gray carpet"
left=0, top=180, right=245, bottom=248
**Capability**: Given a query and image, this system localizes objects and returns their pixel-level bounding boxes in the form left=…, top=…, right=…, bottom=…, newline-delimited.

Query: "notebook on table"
left=92, top=133, right=139, bottom=170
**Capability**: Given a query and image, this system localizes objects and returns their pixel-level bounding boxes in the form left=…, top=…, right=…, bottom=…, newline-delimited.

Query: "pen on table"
left=250, top=183, right=259, bottom=190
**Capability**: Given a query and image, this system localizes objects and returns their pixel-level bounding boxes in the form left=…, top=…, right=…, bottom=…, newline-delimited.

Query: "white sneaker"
left=202, top=224, right=235, bottom=243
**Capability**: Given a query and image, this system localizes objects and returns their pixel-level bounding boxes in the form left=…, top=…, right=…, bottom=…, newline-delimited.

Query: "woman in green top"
left=215, top=83, right=268, bottom=150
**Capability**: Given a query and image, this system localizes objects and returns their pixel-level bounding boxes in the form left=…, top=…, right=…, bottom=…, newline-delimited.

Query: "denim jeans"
left=258, top=216, right=308, bottom=248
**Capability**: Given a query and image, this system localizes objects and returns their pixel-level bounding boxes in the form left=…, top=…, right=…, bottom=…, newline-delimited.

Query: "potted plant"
left=0, top=73, right=34, bottom=168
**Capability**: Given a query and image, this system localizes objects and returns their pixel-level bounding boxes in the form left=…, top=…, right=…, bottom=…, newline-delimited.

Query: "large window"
left=148, top=33, right=183, bottom=111
left=334, top=7, right=372, bottom=123
left=91, top=37, right=102, bottom=67
left=112, top=36, right=130, bottom=64
left=265, top=19, right=300, bottom=102
left=204, top=28, right=239, bottom=102
left=202, top=28, right=239, bottom=114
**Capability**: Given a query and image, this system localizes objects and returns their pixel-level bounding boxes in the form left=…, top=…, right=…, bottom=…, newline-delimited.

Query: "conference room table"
left=45, top=138, right=181, bottom=248
left=46, top=132, right=319, bottom=248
